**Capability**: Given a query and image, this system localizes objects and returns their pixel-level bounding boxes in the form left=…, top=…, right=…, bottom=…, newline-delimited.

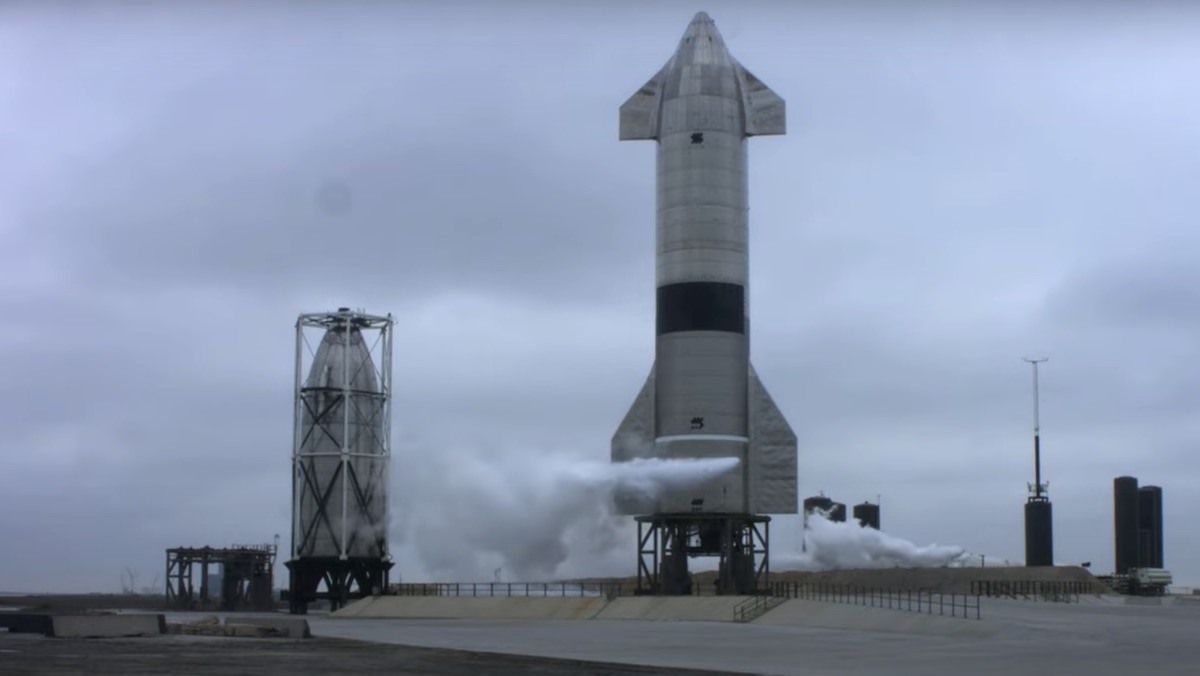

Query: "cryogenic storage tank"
left=293, top=310, right=392, bottom=560
left=853, top=502, right=881, bottom=530
left=1113, top=476, right=1139, bottom=575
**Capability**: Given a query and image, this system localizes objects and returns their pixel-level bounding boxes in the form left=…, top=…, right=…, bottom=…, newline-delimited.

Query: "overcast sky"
left=2, top=0, right=1198, bottom=593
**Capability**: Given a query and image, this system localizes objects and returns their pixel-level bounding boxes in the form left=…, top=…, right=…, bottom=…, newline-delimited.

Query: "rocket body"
left=612, top=13, right=798, bottom=515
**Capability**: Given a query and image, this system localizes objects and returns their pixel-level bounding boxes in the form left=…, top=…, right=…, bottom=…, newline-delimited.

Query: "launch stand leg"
left=635, top=513, right=770, bottom=596
left=285, top=557, right=393, bottom=615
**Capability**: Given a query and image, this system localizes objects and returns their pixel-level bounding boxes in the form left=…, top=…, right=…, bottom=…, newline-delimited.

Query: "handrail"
left=969, top=579, right=1095, bottom=603
left=388, top=582, right=634, bottom=598
left=383, top=580, right=982, bottom=620
left=767, top=582, right=982, bottom=620
left=733, top=594, right=770, bottom=622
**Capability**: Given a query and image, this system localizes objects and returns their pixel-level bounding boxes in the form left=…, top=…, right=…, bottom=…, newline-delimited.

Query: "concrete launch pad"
left=318, top=597, right=1200, bottom=676
left=332, top=595, right=992, bottom=636
left=10, top=597, right=1196, bottom=674
left=0, top=633, right=737, bottom=676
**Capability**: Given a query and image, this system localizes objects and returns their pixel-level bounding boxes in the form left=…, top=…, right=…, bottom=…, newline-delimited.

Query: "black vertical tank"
left=828, top=502, right=847, bottom=523
left=803, top=496, right=834, bottom=516
left=1137, top=485, right=1164, bottom=569
left=1113, top=476, right=1140, bottom=575
left=853, top=502, right=881, bottom=530
left=1024, top=498, right=1054, bottom=566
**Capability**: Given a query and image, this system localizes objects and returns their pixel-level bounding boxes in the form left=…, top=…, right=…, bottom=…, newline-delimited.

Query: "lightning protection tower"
left=1022, top=356, right=1054, bottom=567
left=286, top=308, right=394, bottom=614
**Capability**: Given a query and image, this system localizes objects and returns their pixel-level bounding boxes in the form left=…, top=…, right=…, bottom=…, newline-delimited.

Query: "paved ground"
left=9, top=597, right=1198, bottom=675
left=308, top=598, right=1200, bottom=676
left=0, top=632, right=742, bottom=676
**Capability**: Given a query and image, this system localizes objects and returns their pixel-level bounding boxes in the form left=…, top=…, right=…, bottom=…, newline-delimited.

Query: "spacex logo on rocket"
left=610, top=12, right=798, bottom=517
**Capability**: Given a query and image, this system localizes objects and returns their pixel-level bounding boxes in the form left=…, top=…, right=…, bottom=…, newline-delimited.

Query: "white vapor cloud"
left=774, top=513, right=966, bottom=572
left=393, top=448, right=738, bottom=582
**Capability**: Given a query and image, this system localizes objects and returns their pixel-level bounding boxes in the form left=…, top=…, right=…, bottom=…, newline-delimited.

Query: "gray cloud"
left=2, top=1, right=1198, bottom=592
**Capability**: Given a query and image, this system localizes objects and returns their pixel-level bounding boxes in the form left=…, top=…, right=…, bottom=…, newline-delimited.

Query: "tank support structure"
left=635, top=513, right=770, bottom=596
left=284, top=557, right=392, bottom=614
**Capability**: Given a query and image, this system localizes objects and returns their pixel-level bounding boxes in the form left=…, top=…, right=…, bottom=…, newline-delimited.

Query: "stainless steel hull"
left=612, top=12, right=798, bottom=516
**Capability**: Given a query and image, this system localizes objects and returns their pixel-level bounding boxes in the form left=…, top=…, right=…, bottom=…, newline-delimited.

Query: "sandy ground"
left=0, top=633, right=743, bottom=676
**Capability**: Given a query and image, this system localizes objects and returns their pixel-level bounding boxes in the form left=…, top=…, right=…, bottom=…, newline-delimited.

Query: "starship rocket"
left=611, top=12, right=798, bottom=516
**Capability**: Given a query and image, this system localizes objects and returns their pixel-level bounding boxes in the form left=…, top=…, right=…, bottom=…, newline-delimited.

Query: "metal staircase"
left=733, top=594, right=786, bottom=623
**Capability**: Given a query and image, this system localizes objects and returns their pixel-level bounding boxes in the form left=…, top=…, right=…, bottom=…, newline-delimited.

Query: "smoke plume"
left=773, top=512, right=966, bottom=571
left=391, top=445, right=736, bottom=581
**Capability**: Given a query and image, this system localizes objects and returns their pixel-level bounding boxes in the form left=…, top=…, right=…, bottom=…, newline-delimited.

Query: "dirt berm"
left=573, top=565, right=1112, bottom=595
left=765, top=566, right=1112, bottom=594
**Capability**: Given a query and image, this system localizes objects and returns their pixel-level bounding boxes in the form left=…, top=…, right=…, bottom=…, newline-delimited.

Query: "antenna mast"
left=1023, top=356, right=1048, bottom=498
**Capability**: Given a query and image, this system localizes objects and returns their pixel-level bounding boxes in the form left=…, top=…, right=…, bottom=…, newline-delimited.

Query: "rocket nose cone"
left=675, top=11, right=729, bottom=64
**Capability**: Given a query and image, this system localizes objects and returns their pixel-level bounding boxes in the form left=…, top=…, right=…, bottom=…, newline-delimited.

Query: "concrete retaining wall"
left=593, top=596, right=749, bottom=622
left=49, top=614, right=166, bottom=638
left=334, top=595, right=998, bottom=636
left=0, top=613, right=53, bottom=635
left=336, top=596, right=747, bottom=622
left=224, top=616, right=312, bottom=638
left=166, top=615, right=312, bottom=638
left=335, top=596, right=608, bottom=620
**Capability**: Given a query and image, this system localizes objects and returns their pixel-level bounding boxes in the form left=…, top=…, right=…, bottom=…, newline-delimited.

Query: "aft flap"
left=611, top=367, right=657, bottom=515
left=611, top=367, right=656, bottom=462
left=747, top=363, right=798, bottom=514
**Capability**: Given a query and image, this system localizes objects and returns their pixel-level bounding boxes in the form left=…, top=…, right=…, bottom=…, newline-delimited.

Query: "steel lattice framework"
left=285, top=308, right=394, bottom=614
left=165, top=543, right=276, bottom=611
left=635, top=512, right=770, bottom=596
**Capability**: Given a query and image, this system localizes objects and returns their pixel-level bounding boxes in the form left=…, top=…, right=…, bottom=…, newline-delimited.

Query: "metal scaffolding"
left=635, top=512, right=770, bottom=596
left=165, top=543, right=277, bottom=611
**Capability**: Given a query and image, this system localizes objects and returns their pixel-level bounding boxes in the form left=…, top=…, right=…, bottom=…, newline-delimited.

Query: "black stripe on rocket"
left=656, top=281, right=746, bottom=335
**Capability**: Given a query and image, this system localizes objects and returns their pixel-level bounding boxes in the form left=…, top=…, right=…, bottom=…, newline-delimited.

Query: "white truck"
left=1128, top=568, right=1173, bottom=596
